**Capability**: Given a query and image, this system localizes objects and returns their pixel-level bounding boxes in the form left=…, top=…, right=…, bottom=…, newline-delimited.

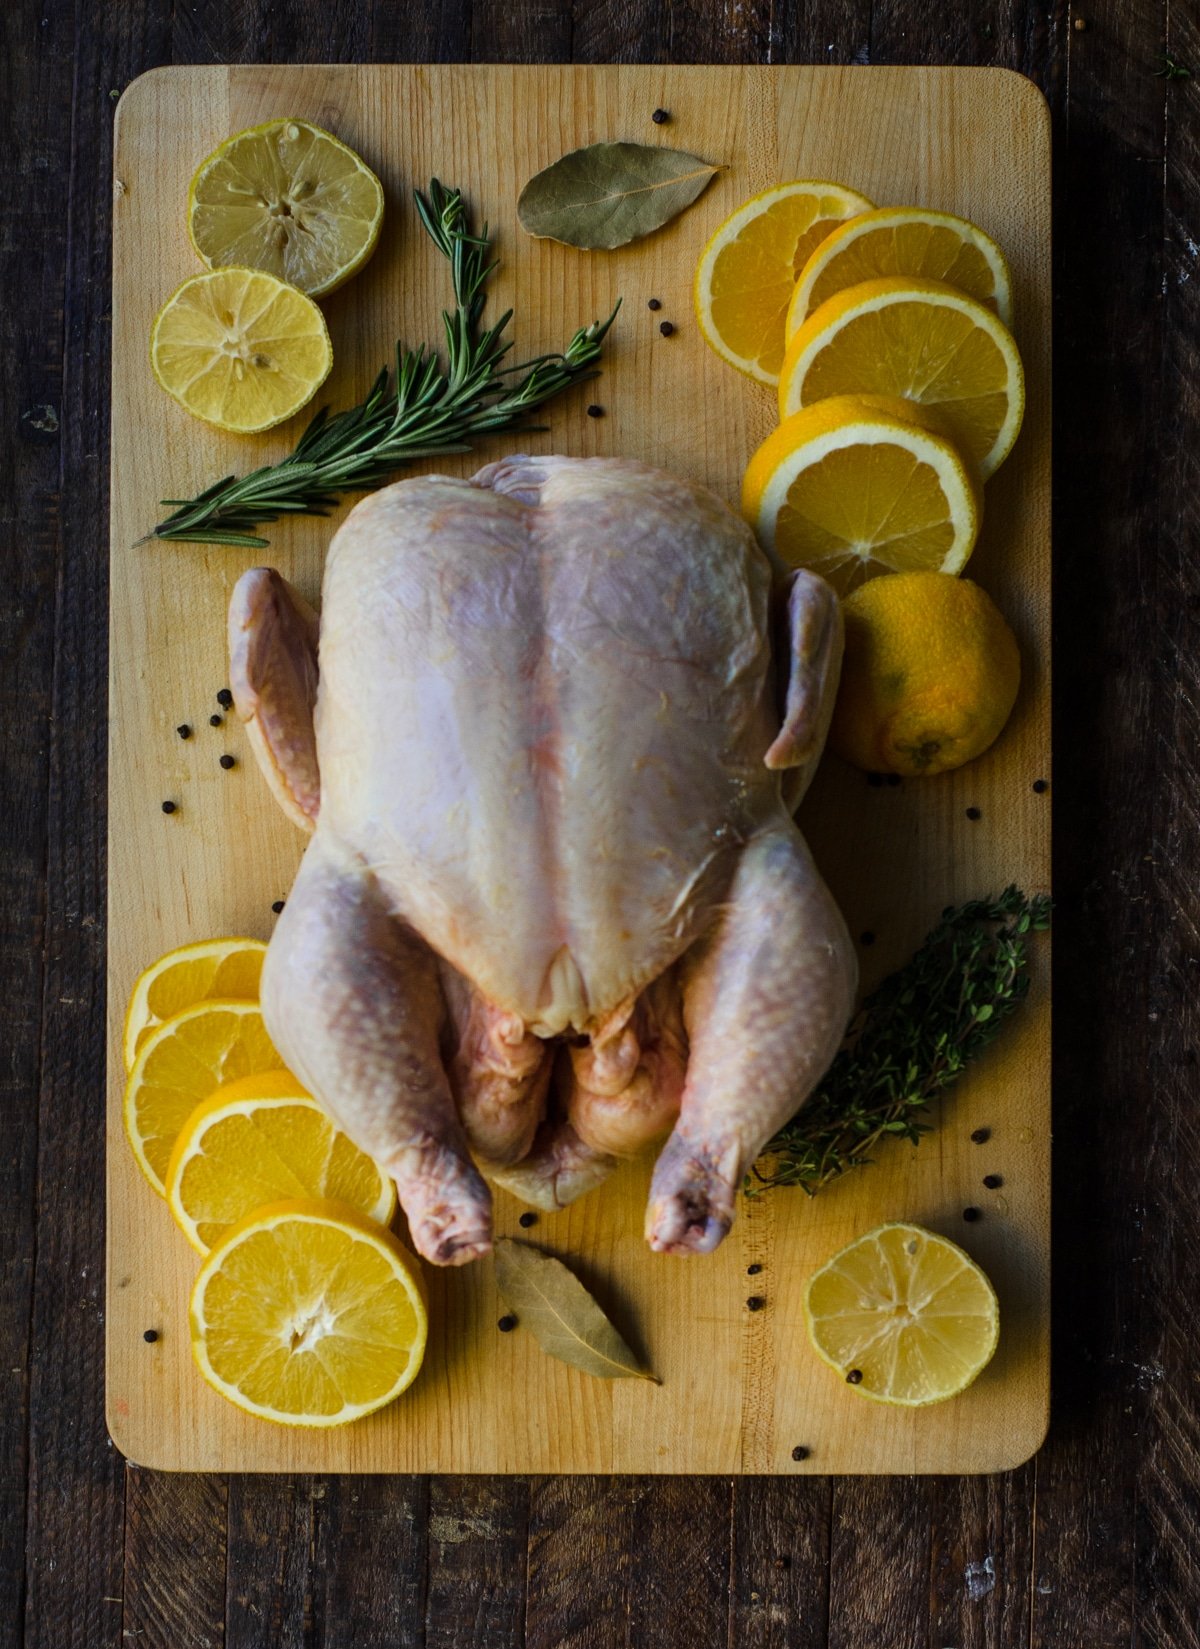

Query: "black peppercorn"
left=983, top=1173, right=1004, bottom=1189
left=586, top=404, right=604, bottom=418
left=970, top=1127, right=991, bottom=1144
left=746, top=1295, right=765, bottom=1311
left=497, top=1315, right=517, bottom=1333
left=143, top=1328, right=159, bottom=1343
left=271, top=899, right=286, bottom=914
left=790, top=1445, right=810, bottom=1462
left=1033, top=778, right=1048, bottom=793
left=651, top=108, right=669, bottom=124
left=219, top=754, right=236, bottom=770
left=962, top=1206, right=982, bottom=1223
left=966, top=806, right=982, bottom=821
left=860, top=931, right=875, bottom=946
left=886, top=773, right=902, bottom=787
left=176, top=724, right=191, bottom=740
left=746, top=1263, right=762, bottom=1276
left=217, top=688, right=233, bottom=708
left=161, top=800, right=176, bottom=815
left=209, top=713, right=223, bottom=727
left=518, top=1211, right=537, bottom=1228
left=867, top=772, right=885, bottom=788
left=647, top=298, right=662, bottom=311
left=658, top=320, right=675, bottom=337
left=846, top=1368, right=863, bottom=1385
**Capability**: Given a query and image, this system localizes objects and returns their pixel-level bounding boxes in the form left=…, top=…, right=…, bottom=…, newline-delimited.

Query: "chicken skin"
left=229, top=456, right=855, bottom=1265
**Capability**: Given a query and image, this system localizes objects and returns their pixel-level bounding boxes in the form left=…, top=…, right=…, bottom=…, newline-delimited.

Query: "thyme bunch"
left=150, top=180, right=619, bottom=549
left=750, top=886, right=1051, bottom=1196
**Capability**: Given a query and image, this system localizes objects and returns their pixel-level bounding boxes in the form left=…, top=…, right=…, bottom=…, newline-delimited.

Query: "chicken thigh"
left=229, top=456, right=855, bottom=1265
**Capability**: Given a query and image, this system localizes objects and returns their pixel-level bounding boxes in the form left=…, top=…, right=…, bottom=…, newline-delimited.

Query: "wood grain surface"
left=5, top=0, right=1200, bottom=1642
left=106, top=61, right=1050, bottom=1476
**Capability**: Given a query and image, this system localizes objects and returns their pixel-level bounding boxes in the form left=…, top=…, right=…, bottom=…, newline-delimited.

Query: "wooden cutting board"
left=106, top=63, right=1050, bottom=1474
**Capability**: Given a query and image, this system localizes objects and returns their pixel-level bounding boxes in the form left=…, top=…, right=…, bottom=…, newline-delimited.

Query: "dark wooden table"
left=4, top=1, right=1198, bottom=1643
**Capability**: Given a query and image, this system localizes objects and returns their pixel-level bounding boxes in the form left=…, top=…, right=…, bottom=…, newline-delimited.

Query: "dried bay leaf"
left=517, top=141, right=721, bottom=250
left=493, top=1238, right=659, bottom=1382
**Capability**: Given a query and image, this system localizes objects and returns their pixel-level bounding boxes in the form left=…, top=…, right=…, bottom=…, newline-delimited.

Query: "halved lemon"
left=804, top=1222, right=1000, bottom=1406
left=150, top=267, right=332, bottom=433
left=694, top=180, right=874, bottom=384
left=787, top=206, right=1014, bottom=336
left=190, top=1199, right=428, bottom=1427
left=166, top=1072, right=397, bottom=1254
left=124, top=1000, right=281, bottom=1195
left=188, top=119, right=385, bottom=297
left=742, top=394, right=982, bottom=594
left=124, top=937, right=266, bottom=1072
left=778, top=277, right=1025, bottom=479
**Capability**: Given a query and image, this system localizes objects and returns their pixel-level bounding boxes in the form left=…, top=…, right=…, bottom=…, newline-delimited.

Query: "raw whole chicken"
left=229, top=455, right=856, bottom=1266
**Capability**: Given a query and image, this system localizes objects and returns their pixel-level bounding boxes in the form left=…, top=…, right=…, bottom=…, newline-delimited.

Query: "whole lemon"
left=829, top=572, right=1020, bottom=777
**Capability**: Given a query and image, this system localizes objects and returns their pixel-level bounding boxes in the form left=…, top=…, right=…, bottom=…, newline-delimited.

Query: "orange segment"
left=694, top=181, right=874, bottom=384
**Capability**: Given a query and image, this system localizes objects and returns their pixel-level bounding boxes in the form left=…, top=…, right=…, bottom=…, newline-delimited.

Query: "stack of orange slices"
left=123, top=937, right=426, bottom=1427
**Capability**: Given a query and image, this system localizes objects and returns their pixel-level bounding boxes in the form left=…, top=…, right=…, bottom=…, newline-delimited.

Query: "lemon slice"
left=124, top=1000, right=281, bottom=1195
left=694, top=180, right=874, bottom=384
left=778, top=277, right=1025, bottom=480
left=804, top=1222, right=1000, bottom=1405
left=150, top=267, right=332, bottom=434
left=124, top=937, right=267, bottom=1072
left=190, top=1199, right=428, bottom=1427
left=188, top=119, right=385, bottom=297
left=166, top=1072, right=397, bottom=1254
left=742, top=394, right=982, bottom=595
left=787, top=206, right=1014, bottom=336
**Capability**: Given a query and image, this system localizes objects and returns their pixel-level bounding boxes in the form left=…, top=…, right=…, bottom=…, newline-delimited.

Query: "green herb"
left=749, top=886, right=1051, bottom=1196
left=149, top=180, right=620, bottom=549
left=1155, top=51, right=1191, bottom=81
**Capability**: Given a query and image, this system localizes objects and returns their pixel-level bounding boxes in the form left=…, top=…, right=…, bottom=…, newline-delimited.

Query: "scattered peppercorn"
left=209, top=713, right=223, bottom=727
left=747, top=1263, right=762, bottom=1276
left=790, top=1445, right=810, bottom=1462
left=970, top=1127, right=991, bottom=1144
left=860, top=931, right=875, bottom=946
left=962, top=1206, right=982, bottom=1223
left=867, top=772, right=885, bottom=788
left=774, top=1554, right=792, bottom=1569
left=497, top=1315, right=517, bottom=1333
left=176, top=724, right=191, bottom=740
left=966, top=806, right=982, bottom=821
left=518, top=1211, right=537, bottom=1228
left=161, top=800, right=177, bottom=815
left=647, top=298, right=662, bottom=311
left=271, top=899, right=286, bottom=914
left=659, top=320, right=675, bottom=337
left=1033, top=779, right=1048, bottom=793
left=886, top=773, right=902, bottom=787
left=983, top=1173, right=1004, bottom=1189
left=143, top=1329, right=159, bottom=1343
left=651, top=108, right=670, bottom=124
left=217, top=688, right=233, bottom=708
left=846, top=1368, right=863, bottom=1385
left=219, top=754, right=236, bottom=770
left=746, top=1295, right=765, bottom=1312
left=586, top=404, right=604, bottom=418
left=1073, top=15, right=1087, bottom=30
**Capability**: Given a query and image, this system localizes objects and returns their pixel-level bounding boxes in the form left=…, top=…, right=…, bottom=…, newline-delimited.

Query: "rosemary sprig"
left=150, top=180, right=620, bottom=549
left=749, top=886, right=1051, bottom=1196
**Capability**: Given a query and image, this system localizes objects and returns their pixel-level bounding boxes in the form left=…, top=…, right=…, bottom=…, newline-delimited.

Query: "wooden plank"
left=826, top=1479, right=931, bottom=1649
left=1028, top=0, right=1164, bottom=1643
left=0, top=0, right=73, bottom=1630
left=315, top=1477, right=430, bottom=1647
left=105, top=62, right=1050, bottom=1475
left=122, top=1471, right=227, bottom=1649
left=730, top=1479, right=832, bottom=1649
left=525, top=1479, right=633, bottom=1649
left=426, top=1478, right=529, bottom=1649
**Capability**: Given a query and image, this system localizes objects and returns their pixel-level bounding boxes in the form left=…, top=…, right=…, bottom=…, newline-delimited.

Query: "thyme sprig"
left=150, top=180, right=620, bottom=549
left=749, top=886, right=1051, bottom=1196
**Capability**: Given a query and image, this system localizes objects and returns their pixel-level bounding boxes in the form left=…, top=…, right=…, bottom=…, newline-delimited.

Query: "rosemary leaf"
left=150, top=180, right=619, bottom=549
left=749, top=885, right=1051, bottom=1197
